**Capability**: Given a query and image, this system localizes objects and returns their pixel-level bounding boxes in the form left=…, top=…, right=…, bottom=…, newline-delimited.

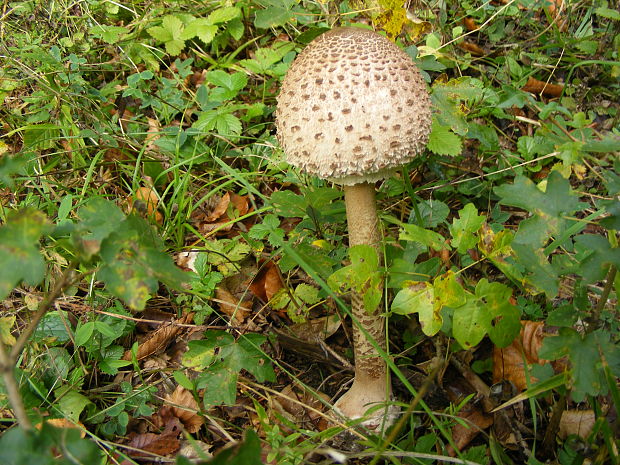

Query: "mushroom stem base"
left=335, top=182, right=394, bottom=429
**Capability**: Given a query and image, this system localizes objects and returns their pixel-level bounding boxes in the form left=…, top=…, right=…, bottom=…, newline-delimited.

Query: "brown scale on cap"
left=275, top=27, right=432, bottom=185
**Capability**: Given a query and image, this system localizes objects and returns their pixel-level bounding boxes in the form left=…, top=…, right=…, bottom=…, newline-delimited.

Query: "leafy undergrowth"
left=0, top=0, right=619, bottom=464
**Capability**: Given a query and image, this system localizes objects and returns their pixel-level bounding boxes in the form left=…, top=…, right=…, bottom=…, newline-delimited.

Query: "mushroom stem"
left=334, top=182, right=392, bottom=426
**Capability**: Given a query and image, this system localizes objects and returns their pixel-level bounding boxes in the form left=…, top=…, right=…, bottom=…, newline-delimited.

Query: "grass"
left=0, top=0, right=619, bottom=464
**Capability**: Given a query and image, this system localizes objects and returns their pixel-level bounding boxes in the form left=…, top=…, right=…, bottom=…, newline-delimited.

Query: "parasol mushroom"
left=275, top=26, right=432, bottom=429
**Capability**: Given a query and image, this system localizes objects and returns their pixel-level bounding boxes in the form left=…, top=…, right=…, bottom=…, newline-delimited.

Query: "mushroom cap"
left=275, top=27, right=432, bottom=186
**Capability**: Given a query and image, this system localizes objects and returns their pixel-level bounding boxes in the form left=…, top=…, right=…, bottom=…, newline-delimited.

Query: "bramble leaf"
left=449, top=203, right=485, bottom=253
left=427, top=118, right=462, bottom=156
left=0, top=208, right=49, bottom=301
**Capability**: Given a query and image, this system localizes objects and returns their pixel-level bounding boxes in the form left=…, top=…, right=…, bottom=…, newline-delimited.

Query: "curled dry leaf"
left=194, top=192, right=251, bottom=236
left=145, top=117, right=162, bottom=152
left=248, top=260, right=283, bottom=302
left=286, top=314, right=342, bottom=343
left=559, top=409, right=596, bottom=439
left=522, top=76, right=564, bottom=98
left=160, top=385, right=205, bottom=433
left=131, top=186, right=163, bottom=223
left=125, top=417, right=183, bottom=459
left=458, top=41, right=485, bottom=56
left=123, top=312, right=194, bottom=361
left=493, top=321, right=555, bottom=390
left=215, top=281, right=252, bottom=324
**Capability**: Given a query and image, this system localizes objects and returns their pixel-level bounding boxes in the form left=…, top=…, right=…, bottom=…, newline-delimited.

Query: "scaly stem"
left=334, top=182, right=391, bottom=425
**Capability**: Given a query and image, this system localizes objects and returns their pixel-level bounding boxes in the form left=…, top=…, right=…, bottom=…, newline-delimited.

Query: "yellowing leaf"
left=0, top=316, right=16, bottom=345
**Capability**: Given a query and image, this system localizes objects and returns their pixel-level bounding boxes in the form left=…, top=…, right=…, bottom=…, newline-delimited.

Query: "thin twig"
left=10, top=260, right=77, bottom=361
left=0, top=343, right=32, bottom=430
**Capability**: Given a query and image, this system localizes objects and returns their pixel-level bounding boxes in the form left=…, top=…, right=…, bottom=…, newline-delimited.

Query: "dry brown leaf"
left=133, top=186, right=160, bottom=217
left=493, top=321, right=549, bottom=390
left=463, top=17, right=479, bottom=31
left=145, top=117, right=162, bottom=152
left=215, top=283, right=251, bottom=324
left=125, top=417, right=182, bottom=458
left=123, top=312, right=194, bottom=361
left=451, top=406, right=494, bottom=451
left=458, top=41, right=485, bottom=56
left=196, top=192, right=252, bottom=235
left=161, top=385, right=205, bottom=433
left=286, top=315, right=342, bottom=343
left=559, top=410, right=596, bottom=439
left=36, top=418, right=86, bottom=437
left=249, top=261, right=283, bottom=302
left=522, top=76, right=564, bottom=98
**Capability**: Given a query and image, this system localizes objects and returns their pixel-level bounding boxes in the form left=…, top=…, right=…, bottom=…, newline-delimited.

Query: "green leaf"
left=194, top=331, right=275, bottom=408
left=449, top=203, right=485, bottom=254
left=206, top=429, right=263, bottom=465
left=207, top=71, right=248, bottom=101
left=539, top=329, right=617, bottom=401
left=474, top=279, right=521, bottom=347
left=183, top=340, right=216, bottom=370
left=0, top=316, right=16, bottom=345
left=77, top=198, right=125, bottom=242
left=207, top=6, right=241, bottom=24
left=427, top=118, right=462, bottom=156
left=147, top=15, right=185, bottom=55
left=58, top=390, right=92, bottom=423
left=193, top=108, right=243, bottom=136
left=400, top=223, right=451, bottom=252
left=0, top=209, right=49, bottom=301
left=294, top=283, right=319, bottom=305
left=416, top=199, right=450, bottom=228
left=0, top=153, right=25, bottom=188
left=392, top=282, right=441, bottom=335
left=253, top=0, right=296, bottom=29
left=98, top=217, right=187, bottom=311
left=594, top=6, right=620, bottom=20
left=74, top=321, right=95, bottom=347
left=573, top=234, right=620, bottom=283
left=90, top=25, right=129, bottom=44
left=181, top=19, right=218, bottom=44
left=431, top=77, right=483, bottom=136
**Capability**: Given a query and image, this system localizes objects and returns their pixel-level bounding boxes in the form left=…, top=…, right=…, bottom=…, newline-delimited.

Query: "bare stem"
left=0, top=260, right=77, bottom=430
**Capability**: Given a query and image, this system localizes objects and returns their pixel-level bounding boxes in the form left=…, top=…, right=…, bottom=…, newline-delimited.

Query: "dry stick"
left=0, top=261, right=78, bottom=430
left=0, top=343, right=32, bottom=430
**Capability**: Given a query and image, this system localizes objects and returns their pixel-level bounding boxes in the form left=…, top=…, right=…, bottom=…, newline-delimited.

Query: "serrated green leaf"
left=573, top=234, right=620, bottom=283
left=594, top=6, right=620, bottom=20
left=147, top=15, right=185, bottom=55
left=183, top=340, right=217, bottom=370
left=294, top=283, right=319, bottom=305
left=416, top=199, right=450, bottom=228
left=449, top=203, right=485, bottom=254
left=77, top=198, right=125, bottom=242
left=181, top=19, right=217, bottom=44
left=207, top=6, right=241, bottom=24
left=0, top=208, right=49, bottom=301
left=427, top=118, right=462, bottom=156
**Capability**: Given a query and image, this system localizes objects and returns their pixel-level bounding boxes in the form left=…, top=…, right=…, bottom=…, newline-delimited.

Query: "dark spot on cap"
left=335, top=137, right=341, bottom=144
left=390, top=141, right=401, bottom=148
left=393, top=124, right=401, bottom=131
left=353, top=145, right=362, bottom=153
left=342, top=108, right=351, bottom=114
left=364, top=80, right=370, bottom=87
left=327, top=112, right=334, bottom=121
left=334, top=91, right=341, bottom=99
left=312, top=105, right=320, bottom=111
left=316, top=78, right=324, bottom=85
left=390, top=89, right=397, bottom=97
left=314, top=133, right=323, bottom=140
left=337, top=75, right=345, bottom=81
left=360, top=135, right=373, bottom=141
left=319, top=93, right=326, bottom=100
left=302, top=94, right=310, bottom=100
left=291, top=125, right=301, bottom=132
left=345, top=125, right=353, bottom=132
left=383, top=115, right=390, bottom=121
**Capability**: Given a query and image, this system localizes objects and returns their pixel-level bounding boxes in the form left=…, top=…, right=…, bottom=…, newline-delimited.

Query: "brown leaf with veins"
left=160, top=385, right=205, bottom=433
left=123, top=312, right=194, bottom=361
left=522, top=77, right=564, bottom=98
left=559, top=410, right=596, bottom=439
left=493, top=321, right=556, bottom=390
left=215, top=282, right=252, bottom=324
left=194, top=192, right=251, bottom=235
left=124, top=417, right=182, bottom=460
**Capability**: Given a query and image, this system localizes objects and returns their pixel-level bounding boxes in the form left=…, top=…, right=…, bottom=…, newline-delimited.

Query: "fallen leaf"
left=161, top=385, right=205, bottom=433
left=249, top=260, right=283, bottom=302
left=35, top=418, right=86, bottom=437
left=286, top=315, right=342, bottom=343
left=132, top=186, right=160, bottom=219
left=271, top=384, right=330, bottom=431
left=123, top=312, right=194, bottom=361
left=451, top=405, right=494, bottom=451
left=522, top=76, right=564, bottom=98
left=463, top=17, right=479, bottom=31
left=194, top=192, right=252, bottom=236
left=458, top=41, right=485, bottom=56
left=559, top=409, right=596, bottom=439
left=125, top=417, right=182, bottom=459
left=493, top=321, right=552, bottom=390
left=215, top=282, right=252, bottom=324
